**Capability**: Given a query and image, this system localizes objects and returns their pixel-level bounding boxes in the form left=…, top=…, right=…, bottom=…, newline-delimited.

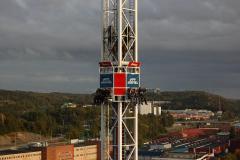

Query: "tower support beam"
left=134, top=105, right=138, bottom=160
left=117, top=103, right=123, bottom=160
left=118, top=0, right=123, bottom=67
left=100, top=0, right=140, bottom=159
left=101, top=104, right=106, bottom=160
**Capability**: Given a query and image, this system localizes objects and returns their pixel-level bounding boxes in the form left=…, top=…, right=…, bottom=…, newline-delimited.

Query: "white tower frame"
left=100, top=0, right=139, bottom=159
left=101, top=0, right=138, bottom=64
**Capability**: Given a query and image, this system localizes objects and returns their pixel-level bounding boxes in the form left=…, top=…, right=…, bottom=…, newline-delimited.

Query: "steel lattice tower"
left=99, top=0, right=140, bottom=159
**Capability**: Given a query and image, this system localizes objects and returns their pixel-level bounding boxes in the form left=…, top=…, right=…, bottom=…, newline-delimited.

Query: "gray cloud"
left=139, top=0, right=240, bottom=51
left=0, top=0, right=239, bottom=98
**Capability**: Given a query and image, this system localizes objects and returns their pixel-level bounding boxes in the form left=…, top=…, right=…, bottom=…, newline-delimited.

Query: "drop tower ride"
left=98, top=0, right=141, bottom=159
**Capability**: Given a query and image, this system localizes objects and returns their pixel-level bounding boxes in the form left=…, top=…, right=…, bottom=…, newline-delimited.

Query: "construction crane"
left=94, top=0, right=146, bottom=159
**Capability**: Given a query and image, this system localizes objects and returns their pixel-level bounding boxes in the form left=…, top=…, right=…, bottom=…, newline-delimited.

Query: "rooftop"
left=0, top=148, right=41, bottom=156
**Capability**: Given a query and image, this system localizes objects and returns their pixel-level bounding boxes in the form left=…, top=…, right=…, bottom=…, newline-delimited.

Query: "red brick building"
left=42, top=144, right=74, bottom=160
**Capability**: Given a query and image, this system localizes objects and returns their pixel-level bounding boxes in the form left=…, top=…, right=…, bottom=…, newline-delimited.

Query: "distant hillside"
left=0, top=89, right=239, bottom=145
left=0, top=89, right=93, bottom=113
left=0, top=89, right=98, bottom=138
left=146, top=91, right=240, bottom=113
left=0, top=89, right=240, bottom=113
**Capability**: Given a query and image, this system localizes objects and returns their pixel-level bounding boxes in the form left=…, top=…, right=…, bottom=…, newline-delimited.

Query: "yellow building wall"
left=74, top=145, right=98, bottom=160
left=0, top=151, right=41, bottom=160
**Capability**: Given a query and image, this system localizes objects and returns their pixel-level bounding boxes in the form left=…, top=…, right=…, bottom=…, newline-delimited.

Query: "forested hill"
left=0, top=90, right=95, bottom=137
left=146, top=91, right=240, bottom=113
left=0, top=89, right=240, bottom=113
left=0, top=89, right=93, bottom=112
left=0, top=89, right=239, bottom=142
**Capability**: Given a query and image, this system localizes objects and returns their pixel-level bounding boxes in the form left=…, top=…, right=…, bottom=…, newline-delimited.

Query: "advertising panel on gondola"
left=127, top=74, right=140, bottom=88
left=100, top=74, right=113, bottom=88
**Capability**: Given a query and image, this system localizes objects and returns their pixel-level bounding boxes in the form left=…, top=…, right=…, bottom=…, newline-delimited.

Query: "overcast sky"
left=0, top=0, right=240, bottom=98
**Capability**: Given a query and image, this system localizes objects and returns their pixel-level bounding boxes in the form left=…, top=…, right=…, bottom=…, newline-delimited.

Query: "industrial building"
left=165, top=109, right=214, bottom=120
left=0, top=150, right=41, bottom=160
left=0, top=126, right=239, bottom=160
left=153, top=152, right=213, bottom=160
left=0, top=143, right=100, bottom=160
left=139, top=101, right=163, bottom=115
left=74, top=144, right=100, bottom=160
left=140, top=127, right=231, bottom=160
left=139, top=150, right=212, bottom=160
left=42, top=144, right=74, bottom=160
